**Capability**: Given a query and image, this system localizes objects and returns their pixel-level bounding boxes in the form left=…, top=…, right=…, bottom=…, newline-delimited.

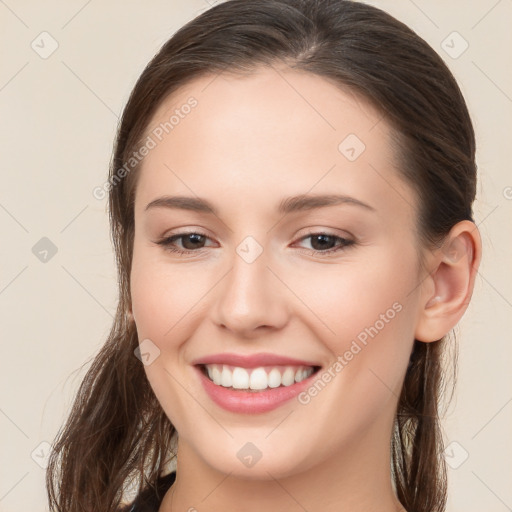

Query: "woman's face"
left=130, top=65, right=427, bottom=479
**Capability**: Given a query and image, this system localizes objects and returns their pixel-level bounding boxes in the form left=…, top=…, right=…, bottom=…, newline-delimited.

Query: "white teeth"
left=281, top=367, right=295, bottom=386
left=211, top=366, right=222, bottom=385
left=232, top=367, right=249, bottom=389
left=267, top=368, right=282, bottom=388
left=249, top=368, right=268, bottom=390
left=221, top=366, right=232, bottom=387
left=203, top=364, right=315, bottom=391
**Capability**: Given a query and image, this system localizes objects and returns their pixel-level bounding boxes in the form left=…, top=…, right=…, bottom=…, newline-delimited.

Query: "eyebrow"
left=144, top=193, right=376, bottom=215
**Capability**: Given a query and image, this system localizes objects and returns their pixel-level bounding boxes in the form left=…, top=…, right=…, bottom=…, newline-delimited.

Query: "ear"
left=415, top=220, right=482, bottom=342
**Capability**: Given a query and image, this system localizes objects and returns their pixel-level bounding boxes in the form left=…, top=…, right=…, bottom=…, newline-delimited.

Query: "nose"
left=211, top=245, right=290, bottom=338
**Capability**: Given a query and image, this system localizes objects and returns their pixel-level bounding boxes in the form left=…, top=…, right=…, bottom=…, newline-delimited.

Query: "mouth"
left=192, top=352, right=323, bottom=413
left=197, top=363, right=322, bottom=392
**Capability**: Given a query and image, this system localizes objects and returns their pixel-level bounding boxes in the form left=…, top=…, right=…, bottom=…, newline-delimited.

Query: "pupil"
left=311, top=234, right=334, bottom=251
left=183, top=234, right=205, bottom=249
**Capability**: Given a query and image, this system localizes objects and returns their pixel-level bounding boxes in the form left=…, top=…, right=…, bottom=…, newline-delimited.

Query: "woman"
left=46, top=1, right=482, bottom=511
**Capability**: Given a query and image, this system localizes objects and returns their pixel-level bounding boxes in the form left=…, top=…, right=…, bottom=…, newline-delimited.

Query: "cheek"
left=130, top=252, right=209, bottom=342
left=130, top=255, right=206, bottom=428
left=301, top=250, right=417, bottom=341
left=296, top=248, right=419, bottom=393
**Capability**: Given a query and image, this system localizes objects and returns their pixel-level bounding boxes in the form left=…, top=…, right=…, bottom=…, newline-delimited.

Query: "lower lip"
left=195, top=366, right=318, bottom=414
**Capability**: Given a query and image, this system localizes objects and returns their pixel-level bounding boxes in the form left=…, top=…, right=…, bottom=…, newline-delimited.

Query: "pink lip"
left=191, top=352, right=320, bottom=368
left=194, top=365, right=319, bottom=414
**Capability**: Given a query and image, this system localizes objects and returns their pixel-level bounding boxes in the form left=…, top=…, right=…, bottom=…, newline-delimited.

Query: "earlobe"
left=415, top=220, right=482, bottom=343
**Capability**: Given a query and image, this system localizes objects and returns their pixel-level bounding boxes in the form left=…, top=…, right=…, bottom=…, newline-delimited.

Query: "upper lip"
left=191, top=352, right=321, bottom=369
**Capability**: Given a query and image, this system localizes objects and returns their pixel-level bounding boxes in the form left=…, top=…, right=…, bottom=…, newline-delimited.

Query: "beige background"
left=0, top=1, right=511, bottom=510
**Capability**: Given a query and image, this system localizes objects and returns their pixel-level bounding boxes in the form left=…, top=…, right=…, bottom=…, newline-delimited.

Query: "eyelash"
left=155, top=230, right=356, bottom=257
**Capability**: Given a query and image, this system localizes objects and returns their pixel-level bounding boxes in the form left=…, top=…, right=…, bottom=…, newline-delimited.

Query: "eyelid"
left=160, top=227, right=217, bottom=245
left=161, top=226, right=212, bottom=238
left=294, top=226, right=355, bottom=239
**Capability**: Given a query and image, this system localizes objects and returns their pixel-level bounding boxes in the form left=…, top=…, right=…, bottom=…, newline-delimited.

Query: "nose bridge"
left=213, top=236, right=288, bottom=335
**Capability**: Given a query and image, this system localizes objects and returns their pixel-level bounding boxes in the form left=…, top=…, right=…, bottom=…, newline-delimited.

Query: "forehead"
left=143, top=65, right=388, bottom=153
left=134, top=65, right=415, bottom=222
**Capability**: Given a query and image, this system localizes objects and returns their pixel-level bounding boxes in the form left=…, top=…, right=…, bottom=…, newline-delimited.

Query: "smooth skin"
left=128, top=65, right=481, bottom=512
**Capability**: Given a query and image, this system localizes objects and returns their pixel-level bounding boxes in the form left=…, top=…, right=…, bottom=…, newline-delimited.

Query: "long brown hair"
left=46, top=1, right=477, bottom=511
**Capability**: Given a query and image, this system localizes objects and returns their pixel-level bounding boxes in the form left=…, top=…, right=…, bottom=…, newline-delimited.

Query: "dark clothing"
left=119, top=471, right=176, bottom=512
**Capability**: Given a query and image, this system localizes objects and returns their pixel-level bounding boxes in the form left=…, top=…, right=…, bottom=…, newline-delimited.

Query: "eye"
left=156, top=231, right=214, bottom=254
left=294, top=232, right=356, bottom=256
left=155, top=230, right=356, bottom=257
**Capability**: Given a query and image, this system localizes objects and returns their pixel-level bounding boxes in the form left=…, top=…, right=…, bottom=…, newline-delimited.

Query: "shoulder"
left=118, top=471, right=176, bottom=512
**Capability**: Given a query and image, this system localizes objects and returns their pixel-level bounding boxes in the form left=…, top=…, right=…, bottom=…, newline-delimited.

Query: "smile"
left=200, top=364, right=317, bottom=391
left=194, top=362, right=321, bottom=414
